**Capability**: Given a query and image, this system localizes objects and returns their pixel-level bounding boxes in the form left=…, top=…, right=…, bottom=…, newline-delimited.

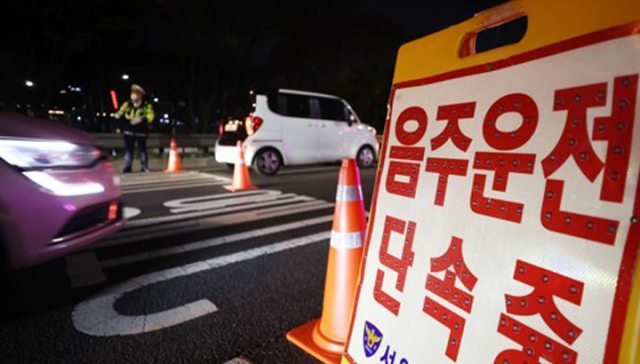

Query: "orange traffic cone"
left=287, top=159, right=367, bottom=363
left=164, top=137, right=184, bottom=172
left=224, top=141, right=257, bottom=191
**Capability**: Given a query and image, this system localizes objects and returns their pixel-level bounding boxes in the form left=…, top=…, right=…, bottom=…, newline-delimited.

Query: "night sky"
left=0, top=0, right=507, bottom=132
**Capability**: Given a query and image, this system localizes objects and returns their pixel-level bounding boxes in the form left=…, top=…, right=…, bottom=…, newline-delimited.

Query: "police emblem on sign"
left=363, top=321, right=383, bottom=357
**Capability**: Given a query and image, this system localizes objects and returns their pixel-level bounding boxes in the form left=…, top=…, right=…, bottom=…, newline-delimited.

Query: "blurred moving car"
left=215, top=88, right=379, bottom=175
left=0, top=113, right=124, bottom=270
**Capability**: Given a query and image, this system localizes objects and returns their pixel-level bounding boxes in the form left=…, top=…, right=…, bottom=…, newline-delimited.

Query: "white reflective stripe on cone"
left=330, top=230, right=365, bottom=249
left=335, top=185, right=363, bottom=202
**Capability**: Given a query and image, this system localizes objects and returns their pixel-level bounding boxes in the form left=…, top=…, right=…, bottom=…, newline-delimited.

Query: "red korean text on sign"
left=374, top=216, right=416, bottom=315
left=423, top=237, right=478, bottom=362
left=495, top=260, right=584, bottom=364
left=471, top=93, right=539, bottom=224
left=541, top=74, right=638, bottom=245
left=387, top=107, right=427, bottom=199
left=425, top=102, right=476, bottom=207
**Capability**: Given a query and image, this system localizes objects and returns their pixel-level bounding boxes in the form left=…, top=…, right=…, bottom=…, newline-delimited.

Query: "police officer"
left=115, top=84, right=155, bottom=173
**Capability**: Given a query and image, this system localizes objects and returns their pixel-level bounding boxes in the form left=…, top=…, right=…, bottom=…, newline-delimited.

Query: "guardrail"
left=94, top=133, right=385, bottom=155
left=92, top=133, right=218, bottom=154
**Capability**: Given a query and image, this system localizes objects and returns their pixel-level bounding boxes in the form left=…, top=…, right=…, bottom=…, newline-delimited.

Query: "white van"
left=215, top=88, right=379, bottom=175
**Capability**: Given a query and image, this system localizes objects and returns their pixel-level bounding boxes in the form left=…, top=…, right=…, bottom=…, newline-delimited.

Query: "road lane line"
left=120, top=171, right=200, bottom=180
left=121, top=174, right=218, bottom=187
left=121, top=178, right=224, bottom=190
left=101, top=214, right=334, bottom=268
left=121, top=174, right=227, bottom=186
left=86, top=201, right=334, bottom=248
left=72, top=231, right=331, bottom=336
left=122, top=181, right=227, bottom=194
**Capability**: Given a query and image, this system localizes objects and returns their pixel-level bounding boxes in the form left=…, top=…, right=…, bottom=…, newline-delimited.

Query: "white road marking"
left=120, top=173, right=221, bottom=186
left=120, top=173, right=231, bottom=194
left=72, top=231, right=331, bottom=336
left=65, top=252, right=106, bottom=288
left=101, top=214, right=334, bottom=268
left=123, top=207, right=141, bottom=219
left=129, top=191, right=315, bottom=228
left=165, top=190, right=290, bottom=214
left=122, top=180, right=227, bottom=194
left=121, top=175, right=213, bottom=187
left=119, top=172, right=202, bottom=185
left=224, top=358, right=253, bottom=364
left=86, top=200, right=334, bottom=249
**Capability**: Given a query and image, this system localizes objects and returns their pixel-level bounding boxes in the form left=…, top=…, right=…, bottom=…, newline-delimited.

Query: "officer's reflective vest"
left=116, top=101, right=155, bottom=136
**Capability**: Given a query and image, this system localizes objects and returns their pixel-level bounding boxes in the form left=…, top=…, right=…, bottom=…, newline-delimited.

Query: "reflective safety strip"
left=330, top=230, right=365, bottom=249
left=336, top=185, right=363, bottom=202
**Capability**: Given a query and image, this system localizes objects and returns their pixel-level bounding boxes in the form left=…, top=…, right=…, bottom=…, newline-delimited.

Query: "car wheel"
left=253, top=149, right=282, bottom=176
left=356, top=146, right=376, bottom=168
left=225, top=163, right=234, bottom=170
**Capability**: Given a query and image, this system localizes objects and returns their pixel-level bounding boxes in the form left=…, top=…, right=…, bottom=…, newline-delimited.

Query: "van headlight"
left=0, top=138, right=103, bottom=169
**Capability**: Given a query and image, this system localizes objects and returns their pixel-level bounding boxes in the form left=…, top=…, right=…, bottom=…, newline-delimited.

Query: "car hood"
left=0, top=112, right=97, bottom=145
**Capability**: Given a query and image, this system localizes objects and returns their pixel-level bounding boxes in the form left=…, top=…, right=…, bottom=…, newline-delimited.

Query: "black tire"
left=356, top=145, right=376, bottom=168
left=253, top=148, right=282, bottom=176
left=225, top=163, right=234, bottom=170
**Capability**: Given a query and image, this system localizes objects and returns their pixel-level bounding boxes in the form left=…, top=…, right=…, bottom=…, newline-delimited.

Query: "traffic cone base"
left=287, top=319, right=342, bottom=364
left=223, top=184, right=258, bottom=192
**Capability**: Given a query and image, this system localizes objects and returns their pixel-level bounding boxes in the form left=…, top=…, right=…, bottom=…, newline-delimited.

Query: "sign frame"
left=342, top=1, right=640, bottom=362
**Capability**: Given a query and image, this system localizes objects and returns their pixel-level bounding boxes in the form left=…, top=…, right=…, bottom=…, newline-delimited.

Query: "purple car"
left=0, top=112, right=124, bottom=269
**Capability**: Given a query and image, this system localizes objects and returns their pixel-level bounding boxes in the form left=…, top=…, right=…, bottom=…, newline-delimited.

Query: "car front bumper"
left=0, top=160, right=124, bottom=269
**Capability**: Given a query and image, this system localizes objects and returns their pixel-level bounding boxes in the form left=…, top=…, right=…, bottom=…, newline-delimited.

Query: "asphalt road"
left=0, top=162, right=377, bottom=364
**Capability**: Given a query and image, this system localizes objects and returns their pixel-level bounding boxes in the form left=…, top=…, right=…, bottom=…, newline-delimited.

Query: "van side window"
left=317, top=97, right=347, bottom=122
left=279, top=94, right=311, bottom=118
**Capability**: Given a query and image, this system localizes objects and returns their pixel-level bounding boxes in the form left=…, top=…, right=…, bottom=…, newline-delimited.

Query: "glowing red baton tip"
left=110, top=90, right=119, bottom=110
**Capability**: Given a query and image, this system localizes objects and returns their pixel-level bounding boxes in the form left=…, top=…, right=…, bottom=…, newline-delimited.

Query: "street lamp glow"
left=153, top=97, right=159, bottom=102
left=25, top=80, right=34, bottom=87
left=121, top=74, right=129, bottom=80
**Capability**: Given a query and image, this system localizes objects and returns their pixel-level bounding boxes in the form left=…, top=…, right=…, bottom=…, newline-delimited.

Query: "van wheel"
left=253, top=149, right=282, bottom=176
left=356, top=146, right=376, bottom=168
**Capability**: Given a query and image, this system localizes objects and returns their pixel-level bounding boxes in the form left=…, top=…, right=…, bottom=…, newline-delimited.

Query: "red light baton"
left=110, top=90, right=119, bottom=110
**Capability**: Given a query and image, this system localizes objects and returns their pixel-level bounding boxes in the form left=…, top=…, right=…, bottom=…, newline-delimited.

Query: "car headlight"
left=0, top=138, right=103, bottom=169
